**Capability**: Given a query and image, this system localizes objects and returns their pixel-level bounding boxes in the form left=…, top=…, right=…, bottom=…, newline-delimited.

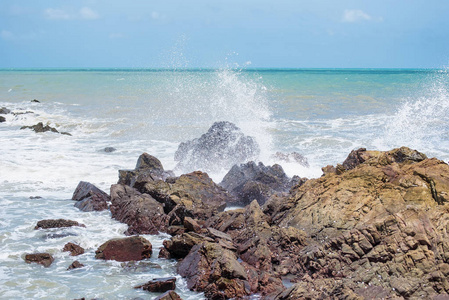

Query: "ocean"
left=1, top=68, right=448, bottom=299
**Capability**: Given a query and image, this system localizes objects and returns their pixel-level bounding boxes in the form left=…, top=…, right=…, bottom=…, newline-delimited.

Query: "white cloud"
left=342, top=9, right=372, bottom=23
left=80, top=7, right=99, bottom=20
left=1, top=30, right=14, bottom=40
left=45, top=8, right=71, bottom=20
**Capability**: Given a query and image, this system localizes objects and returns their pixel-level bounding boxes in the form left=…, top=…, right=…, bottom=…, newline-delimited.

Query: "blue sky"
left=1, top=0, right=448, bottom=68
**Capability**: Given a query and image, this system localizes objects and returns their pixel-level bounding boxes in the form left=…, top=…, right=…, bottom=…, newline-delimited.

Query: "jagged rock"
left=0, top=107, right=11, bottom=114
left=153, top=290, right=182, bottom=300
left=67, top=260, right=84, bottom=270
left=220, top=161, right=306, bottom=206
left=20, top=122, right=71, bottom=135
left=134, top=277, right=177, bottom=293
left=183, top=217, right=202, bottom=233
left=63, top=242, right=85, bottom=256
left=174, top=121, right=260, bottom=173
left=35, top=219, right=85, bottom=230
left=110, top=184, right=168, bottom=235
left=72, top=181, right=109, bottom=212
left=161, top=232, right=214, bottom=259
left=24, top=253, right=54, bottom=267
left=95, top=236, right=152, bottom=262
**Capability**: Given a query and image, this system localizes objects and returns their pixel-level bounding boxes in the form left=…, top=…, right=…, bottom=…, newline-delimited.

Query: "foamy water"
left=1, top=68, right=448, bottom=299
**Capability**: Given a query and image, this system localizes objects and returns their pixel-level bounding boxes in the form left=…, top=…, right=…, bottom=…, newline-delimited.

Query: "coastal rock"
left=67, top=260, right=84, bottom=270
left=95, top=236, right=152, bottom=262
left=20, top=122, right=71, bottom=136
left=0, top=116, right=5, bottom=123
left=134, top=277, right=177, bottom=293
left=72, top=181, right=109, bottom=212
left=25, top=253, right=54, bottom=267
left=160, top=232, right=214, bottom=259
left=174, top=121, right=260, bottom=173
left=220, top=161, right=306, bottom=206
left=63, top=242, right=85, bottom=256
left=104, top=147, right=116, bottom=153
left=31, top=99, right=40, bottom=103
left=35, top=219, right=86, bottom=230
left=110, top=184, right=168, bottom=235
left=154, top=290, right=182, bottom=300
left=0, top=107, right=11, bottom=114
left=263, top=147, right=449, bottom=299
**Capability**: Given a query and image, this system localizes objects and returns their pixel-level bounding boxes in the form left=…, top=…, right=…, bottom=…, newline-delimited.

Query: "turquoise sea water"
left=1, top=68, right=448, bottom=299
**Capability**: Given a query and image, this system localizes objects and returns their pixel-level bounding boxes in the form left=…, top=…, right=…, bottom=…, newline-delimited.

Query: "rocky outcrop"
left=35, top=219, right=86, bottom=230
left=72, top=181, right=109, bottom=212
left=174, top=121, right=260, bottom=173
left=154, top=290, right=182, bottom=300
left=95, top=236, right=152, bottom=262
left=63, top=242, right=85, bottom=256
left=20, top=122, right=71, bottom=135
left=220, top=161, right=306, bottom=206
left=24, top=253, right=54, bottom=267
left=134, top=277, right=177, bottom=293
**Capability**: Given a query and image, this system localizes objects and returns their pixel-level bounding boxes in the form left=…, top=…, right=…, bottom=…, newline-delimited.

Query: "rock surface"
left=63, top=242, right=85, bottom=256
left=0, top=116, right=5, bottom=123
left=20, top=122, right=71, bottom=135
left=25, top=253, right=54, bottom=267
left=35, top=219, right=86, bottom=230
left=153, top=290, right=182, bottom=300
left=174, top=121, right=260, bottom=173
left=0, top=107, right=11, bottom=114
left=95, top=236, right=152, bottom=262
left=67, top=260, right=84, bottom=270
left=72, top=181, right=109, bottom=212
left=134, top=277, right=177, bottom=293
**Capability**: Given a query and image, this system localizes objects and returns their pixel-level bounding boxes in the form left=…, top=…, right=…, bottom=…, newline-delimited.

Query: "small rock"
left=104, top=147, right=116, bottom=153
left=25, top=253, right=54, bottom=267
left=184, top=217, right=201, bottom=233
left=35, top=219, right=86, bottom=230
left=31, top=99, right=40, bottom=103
left=72, top=181, right=109, bottom=212
left=0, top=116, right=5, bottom=123
left=63, top=242, right=85, bottom=256
left=95, top=236, right=152, bottom=262
left=20, top=122, right=71, bottom=135
left=0, top=107, right=11, bottom=114
left=154, top=290, right=182, bottom=300
left=29, top=196, right=42, bottom=199
left=134, top=277, right=177, bottom=293
left=67, top=260, right=84, bottom=270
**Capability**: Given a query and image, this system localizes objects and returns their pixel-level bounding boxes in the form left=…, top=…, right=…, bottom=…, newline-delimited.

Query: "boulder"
left=35, top=219, right=85, bottom=230
left=95, top=236, right=152, bottom=262
left=134, top=277, right=177, bottom=293
left=220, top=161, right=306, bottom=206
left=174, top=121, right=260, bottom=173
left=154, top=290, right=182, bottom=300
left=24, top=253, right=54, bottom=267
left=63, top=242, right=85, bottom=256
left=67, top=260, right=84, bottom=270
left=0, top=116, right=5, bottom=123
left=104, top=147, right=116, bottom=153
left=72, top=181, right=109, bottom=212
left=20, top=122, right=71, bottom=136
left=160, top=232, right=214, bottom=259
left=109, top=184, right=168, bottom=235
left=0, top=107, right=11, bottom=114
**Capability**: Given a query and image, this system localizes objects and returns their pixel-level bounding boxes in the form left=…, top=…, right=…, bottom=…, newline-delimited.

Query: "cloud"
left=44, top=8, right=71, bottom=20
left=1, top=30, right=14, bottom=40
left=80, top=7, right=99, bottom=20
left=44, top=7, right=99, bottom=20
left=342, top=9, right=373, bottom=23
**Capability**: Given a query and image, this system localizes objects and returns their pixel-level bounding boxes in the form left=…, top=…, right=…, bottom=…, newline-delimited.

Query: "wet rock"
left=220, top=161, right=304, bottom=206
left=153, top=290, right=182, bottom=300
left=29, top=196, right=42, bottom=199
left=0, top=116, right=5, bottom=123
left=20, top=122, right=71, bottom=136
left=134, top=277, right=177, bottom=293
left=161, top=232, right=214, bottom=259
left=67, top=260, right=84, bottom=270
left=63, top=242, right=85, bottom=256
left=174, top=121, right=260, bottom=173
left=121, top=261, right=161, bottom=272
left=31, top=99, right=40, bottom=103
left=35, top=219, right=86, bottom=230
left=110, top=184, right=168, bottom=235
left=0, top=107, right=11, bottom=114
left=43, top=232, right=77, bottom=240
left=104, top=147, right=116, bottom=153
left=25, top=253, right=54, bottom=267
left=95, top=236, right=152, bottom=262
left=72, top=181, right=109, bottom=212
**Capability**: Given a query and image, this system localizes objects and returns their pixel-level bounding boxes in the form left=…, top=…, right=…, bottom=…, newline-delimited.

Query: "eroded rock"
left=35, top=219, right=85, bottom=230
left=95, top=236, right=152, bottom=262
left=63, top=242, right=85, bottom=256
left=25, top=253, right=54, bottom=267
left=72, top=181, right=109, bottom=212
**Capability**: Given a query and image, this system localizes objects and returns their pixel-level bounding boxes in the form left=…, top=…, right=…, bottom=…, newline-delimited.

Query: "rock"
left=31, top=99, right=40, bottom=103
left=72, top=181, right=109, bottom=212
left=63, top=242, right=85, bottom=256
left=0, top=107, right=11, bottom=114
left=177, top=242, right=250, bottom=299
left=29, top=196, right=42, bottom=199
left=104, top=147, right=116, bottom=153
left=25, top=253, right=54, bottom=267
left=174, top=121, right=260, bottom=173
left=220, top=161, right=304, bottom=206
left=272, top=151, right=309, bottom=167
left=95, top=236, right=152, bottom=262
left=161, top=232, right=214, bottom=259
left=35, top=219, right=86, bottom=230
left=110, top=184, right=168, bottom=235
left=67, top=260, right=84, bottom=270
left=153, top=290, right=182, bottom=300
left=20, top=122, right=71, bottom=135
left=0, top=116, right=5, bottom=123
left=134, top=277, right=176, bottom=293
left=183, top=217, right=201, bottom=233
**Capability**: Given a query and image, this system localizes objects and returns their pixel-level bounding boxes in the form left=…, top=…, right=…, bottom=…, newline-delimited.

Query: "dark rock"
left=134, top=277, right=177, bottom=293
left=25, top=253, right=54, bottom=267
left=72, top=181, right=109, bottom=212
left=95, top=236, right=152, bottom=262
left=183, top=217, right=201, bottom=233
left=120, top=261, right=161, bottom=272
left=35, top=219, right=86, bottom=230
left=110, top=184, right=168, bottom=235
left=63, top=242, right=85, bottom=256
left=104, top=147, right=116, bottom=153
left=29, top=196, right=42, bottom=199
left=43, top=232, right=78, bottom=240
left=161, top=232, right=214, bottom=259
left=272, top=151, right=309, bottom=167
left=67, top=260, right=84, bottom=270
left=174, top=121, right=260, bottom=173
left=0, top=116, right=5, bottom=123
left=220, top=161, right=302, bottom=206
left=0, top=107, right=11, bottom=114
left=153, top=290, right=182, bottom=300
left=31, top=99, right=40, bottom=103
left=20, top=122, right=71, bottom=136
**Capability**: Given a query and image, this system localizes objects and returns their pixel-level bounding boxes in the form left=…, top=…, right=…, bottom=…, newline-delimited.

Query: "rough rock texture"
left=134, top=277, right=177, bottom=293
left=72, top=181, right=109, bottom=212
left=63, top=242, right=85, bottom=256
left=20, top=122, right=71, bottom=135
left=220, top=161, right=306, bottom=206
left=35, top=219, right=85, bottom=230
left=25, top=253, right=54, bottom=267
left=154, top=290, right=182, bottom=300
left=262, top=147, right=449, bottom=299
left=95, top=236, right=152, bottom=262
left=110, top=184, right=168, bottom=235
left=67, top=260, right=84, bottom=270
left=174, top=121, right=260, bottom=173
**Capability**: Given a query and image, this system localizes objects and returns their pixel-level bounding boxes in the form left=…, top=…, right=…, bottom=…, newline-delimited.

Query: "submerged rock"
left=134, top=277, right=177, bottom=293
left=20, top=122, right=71, bottom=136
left=67, top=260, right=84, bottom=270
left=72, top=181, right=109, bottom=212
left=0, top=116, right=5, bottom=123
left=104, top=147, right=116, bottom=153
left=63, top=242, right=85, bottom=256
left=95, top=236, right=152, bottom=262
left=31, top=99, right=40, bottom=103
left=174, top=121, right=260, bottom=173
left=35, top=219, right=86, bottom=230
left=25, top=253, right=54, bottom=267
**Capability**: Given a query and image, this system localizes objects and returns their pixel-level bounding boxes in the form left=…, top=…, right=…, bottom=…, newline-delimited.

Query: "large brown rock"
left=154, top=290, right=182, bottom=300
left=95, top=236, right=152, bottom=262
left=110, top=184, right=168, bottom=235
left=35, top=219, right=86, bottom=230
left=24, top=253, right=54, bottom=267
left=72, top=181, right=109, bottom=212
left=134, top=277, right=176, bottom=293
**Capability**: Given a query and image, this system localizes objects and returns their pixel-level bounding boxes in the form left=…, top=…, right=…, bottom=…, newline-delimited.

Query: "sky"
left=1, top=0, right=449, bottom=68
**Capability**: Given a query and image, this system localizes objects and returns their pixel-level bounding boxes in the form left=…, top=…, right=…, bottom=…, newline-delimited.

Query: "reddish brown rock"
left=95, top=236, right=152, bottom=262
left=35, top=219, right=85, bottom=230
left=25, top=253, right=54, bottom=267
left=134, top=277, right=176, bottom=293
left=72, top=181, right=109, bottom=212
left=183, top=217, right=201, bottom=233
left=63, top=242, right=85, bottom=256
left=67, top=260, right=84, bottom=270
left=154, top=290, right=182, bottom=300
